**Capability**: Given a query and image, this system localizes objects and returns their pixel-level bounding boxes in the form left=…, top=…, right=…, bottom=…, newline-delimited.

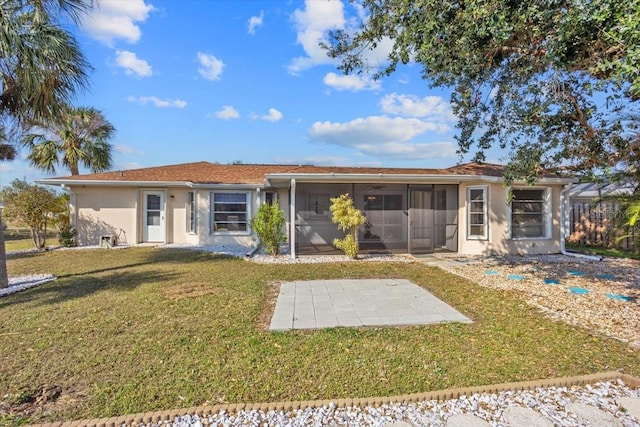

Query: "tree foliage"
left=250, top=203, right=287, bottom=256
left=0, top=0, right=90, bottom=132
left=1, top=180, right=68, bottom=250
left=330, top=194, right=366, bottom=259
left=326, top=0, right=640, bottom=183
left=0, top=0, right=92, bottom=287
left=22, top=106, right=115, bottom=175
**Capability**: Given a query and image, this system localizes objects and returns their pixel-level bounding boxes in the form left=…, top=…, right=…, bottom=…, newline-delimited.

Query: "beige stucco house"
left=38, top=161, right=575, bottom=258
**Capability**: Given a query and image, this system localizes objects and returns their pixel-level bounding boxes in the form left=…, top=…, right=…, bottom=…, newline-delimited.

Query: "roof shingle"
left=46, top=161, right=517, bottom=184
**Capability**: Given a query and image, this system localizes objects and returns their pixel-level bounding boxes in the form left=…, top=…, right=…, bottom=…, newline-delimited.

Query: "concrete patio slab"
left=269, top=279, right=472, bottom=331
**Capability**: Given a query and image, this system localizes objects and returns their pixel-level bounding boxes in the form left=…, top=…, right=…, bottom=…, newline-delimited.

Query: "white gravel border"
left=161, top=243, right=413, bottom=264
left=0, top=274, right=56, bottom=297
left=148, top=380, right=640, bottom=427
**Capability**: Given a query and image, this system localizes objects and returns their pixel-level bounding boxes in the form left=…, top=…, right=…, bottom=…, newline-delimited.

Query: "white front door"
left=143, top=191, right=165, bottom=242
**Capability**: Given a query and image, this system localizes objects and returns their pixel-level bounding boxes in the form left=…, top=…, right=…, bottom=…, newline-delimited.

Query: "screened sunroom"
left=294, top=183, right=459, bottom=255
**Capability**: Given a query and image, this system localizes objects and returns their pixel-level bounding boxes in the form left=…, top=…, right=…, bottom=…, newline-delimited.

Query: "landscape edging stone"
left=26, top=371, right=638, bottom=427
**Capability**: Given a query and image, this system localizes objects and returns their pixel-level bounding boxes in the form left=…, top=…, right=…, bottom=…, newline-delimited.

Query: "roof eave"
left=36, top=179, right=266, bottom=189
left=37, top=179, right=193, bottom=187
left=265, top=173, right=573, bottom=185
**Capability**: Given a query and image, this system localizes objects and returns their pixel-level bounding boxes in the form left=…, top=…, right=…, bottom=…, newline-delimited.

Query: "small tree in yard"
left=330, top=194, right=366, bottom=259
left=1, top=180, right=67, bottom=249
left=250, top=203, right=286, bottom=255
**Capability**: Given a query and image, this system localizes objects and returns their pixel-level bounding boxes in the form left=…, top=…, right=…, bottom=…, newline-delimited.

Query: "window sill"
left=467, top=236, right=488, bottom=241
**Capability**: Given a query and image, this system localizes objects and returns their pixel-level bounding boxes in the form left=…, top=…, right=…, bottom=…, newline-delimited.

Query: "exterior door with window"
left=143, top=191, right=165, bottom=242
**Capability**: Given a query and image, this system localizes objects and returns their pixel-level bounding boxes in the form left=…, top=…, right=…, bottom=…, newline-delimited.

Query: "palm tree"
left=22, top=106, right=115, bottom=175
left=0, top=0, right=92, bottom=288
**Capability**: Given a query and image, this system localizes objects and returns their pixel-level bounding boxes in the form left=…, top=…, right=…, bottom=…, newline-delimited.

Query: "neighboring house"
left=569, top=182, right=635, bottom=205
left=38, top=161, right=574, bottom=257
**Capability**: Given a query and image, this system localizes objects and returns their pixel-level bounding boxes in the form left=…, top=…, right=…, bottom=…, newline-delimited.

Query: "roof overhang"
left=38, top=173, right=573, bottom=189
left=265, top=173, right=574, bottom=186
left=36, top=179, right=266, bottom=190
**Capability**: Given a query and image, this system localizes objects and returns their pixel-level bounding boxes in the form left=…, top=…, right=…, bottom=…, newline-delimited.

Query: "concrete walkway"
left=269, top=279, right=472, bottom=331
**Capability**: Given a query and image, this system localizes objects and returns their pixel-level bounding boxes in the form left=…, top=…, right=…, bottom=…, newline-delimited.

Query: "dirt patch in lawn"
left=0, top=384, right=87, bottom=423
left=163, top=282, right=222, bottom=300
left=441, top=255, right=640, bottom=348
left=255, top=281, right=280, bottom=330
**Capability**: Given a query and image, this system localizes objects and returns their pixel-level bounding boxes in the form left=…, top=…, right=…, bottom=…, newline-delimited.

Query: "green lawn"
left=565, top=242, right=640, bottom=259
left=2, top=229, right=58, bottom=252
left=1, top=248, right=639, bottom=424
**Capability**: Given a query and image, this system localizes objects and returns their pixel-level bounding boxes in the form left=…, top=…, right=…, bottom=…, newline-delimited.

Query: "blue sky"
left=1, top=0, right=508, bottom=186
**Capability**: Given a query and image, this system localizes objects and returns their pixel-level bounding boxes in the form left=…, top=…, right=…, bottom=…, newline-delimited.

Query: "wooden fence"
left=568, top=201, right=636, bottom=251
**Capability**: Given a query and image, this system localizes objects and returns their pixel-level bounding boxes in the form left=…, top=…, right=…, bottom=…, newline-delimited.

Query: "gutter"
left=265, top=173, right=573, bottom=185
left=37, top=179, right=264, bottom=190
left=560, top=183, right=601, bottom=261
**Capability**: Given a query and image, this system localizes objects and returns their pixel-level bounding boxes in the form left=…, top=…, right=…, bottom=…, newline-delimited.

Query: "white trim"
left=508, top=187, right=552, bottom=240
left=141, top=189, right=167, bottom=243
left=290, top=179, right=296, bottom=259
left=209, top=190, right=251, bottom=236
left=266, top=173, right=573, bottom=185
left=186, top=190, right=197, bottom=234
left=466, top=185, right=488, bottom=240
left=36, top=179, right=265, bottom=190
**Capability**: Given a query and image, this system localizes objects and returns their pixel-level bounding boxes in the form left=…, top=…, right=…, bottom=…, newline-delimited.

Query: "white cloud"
left=215, top=106, right=240, bottom=120
left=358, top=141, right=457, bottom=159
left=272, top=155, right=351, bottom=166
left=248, top=10, right=264, bottom=35
left=311, top=116, right=448, bottom=143
left=115, top=50, right=152, bottom=77
left=118, top=161, right=145, bottom=170
left=380, top=93, right=456, bottom=121
left=323, top=72, right=380, bottom=91
left=114, top=144, right=135, bottom=154
left=288, top=0, right=393, bottom=74
left=81, top=0, right=154, bottom=45
left=308, top=115, right=455, bottom=160
left=255, top=108, right=283, bottom=122
left=288, top=0, right=345, bottom=74
left=197, top=52, right=225, bottom=81
left=127, top=96, right=187, bottom=108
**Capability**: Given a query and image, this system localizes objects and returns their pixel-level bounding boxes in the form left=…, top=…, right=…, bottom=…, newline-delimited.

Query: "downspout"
left=290, top=178, right=296, bottom=259
left=560, top=183, right=601, bottom=260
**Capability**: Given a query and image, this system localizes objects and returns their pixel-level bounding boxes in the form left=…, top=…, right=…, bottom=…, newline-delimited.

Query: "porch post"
left=290, top=178, right=296, bottom=259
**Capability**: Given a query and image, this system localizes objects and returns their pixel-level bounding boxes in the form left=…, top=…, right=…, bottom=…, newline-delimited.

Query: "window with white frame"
left=210, top=192, right=249, bottom=233
left=186, top=191, right=196, bottom=233
left=510, top=188, right=550, bottom=239
left=467, top=186, right=487, bottom=239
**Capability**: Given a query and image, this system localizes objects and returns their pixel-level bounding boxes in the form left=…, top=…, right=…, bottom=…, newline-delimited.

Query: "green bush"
left=57, top=223, right=77, bottom=247
left=250, top=203, right=286, bottom=255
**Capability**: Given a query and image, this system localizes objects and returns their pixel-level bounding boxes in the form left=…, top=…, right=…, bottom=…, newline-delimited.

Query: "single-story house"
left=38, top=161, right=575, bottom=258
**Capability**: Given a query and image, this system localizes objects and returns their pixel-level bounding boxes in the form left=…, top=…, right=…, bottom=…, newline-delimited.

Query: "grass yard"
left=2, top=229, right=58, bottom=253
left=1, top=248, right=639, bottom=425
left=565, top=242, right=640, bottom=259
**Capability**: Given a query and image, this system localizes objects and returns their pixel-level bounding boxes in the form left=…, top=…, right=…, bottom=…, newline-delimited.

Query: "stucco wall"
left=458, top=182, right=563, bottom=256
left=71, top=186, right=138, bottom=246
left=70, top=186, right=277, bottom=247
